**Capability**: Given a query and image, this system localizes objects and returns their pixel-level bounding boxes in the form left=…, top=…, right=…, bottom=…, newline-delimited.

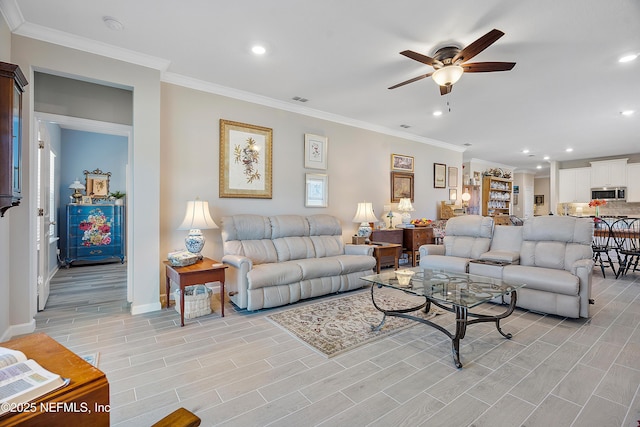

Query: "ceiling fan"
left=389, top=29, right=516, bottom=95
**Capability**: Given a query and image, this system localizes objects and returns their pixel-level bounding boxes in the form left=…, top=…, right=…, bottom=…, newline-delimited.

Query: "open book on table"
left=0, top=346, right=70, bottom=415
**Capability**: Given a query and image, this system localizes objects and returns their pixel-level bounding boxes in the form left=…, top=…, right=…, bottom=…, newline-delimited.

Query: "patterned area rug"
left=267, top=291, right=444, bottom=358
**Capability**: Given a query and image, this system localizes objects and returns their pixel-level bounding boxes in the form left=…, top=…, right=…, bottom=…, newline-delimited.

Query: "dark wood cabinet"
left=403, top=227, right=434, bottom=266
left=0, top=62, right=28, bottom=217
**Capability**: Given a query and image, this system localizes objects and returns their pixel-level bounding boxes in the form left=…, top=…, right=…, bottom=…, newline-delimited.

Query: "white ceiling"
left=3, top=0, right=639, bottom=176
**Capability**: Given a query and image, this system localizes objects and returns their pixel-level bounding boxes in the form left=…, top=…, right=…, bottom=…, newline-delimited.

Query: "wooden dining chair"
left=592, top=218, right=616, bottom=278
left=611, top=218, right=640, bottom=278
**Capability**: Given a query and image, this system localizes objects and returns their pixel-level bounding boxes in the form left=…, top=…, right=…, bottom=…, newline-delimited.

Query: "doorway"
left=34, top=112, right=132, bottom=310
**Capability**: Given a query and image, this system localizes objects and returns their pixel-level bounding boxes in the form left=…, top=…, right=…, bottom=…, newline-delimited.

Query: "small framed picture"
left=391, top=154, right=414, bottom=172
left=448, top=167, right=458, bottom=188
left=535, top=195, right=544, bottom=206
left=81, top=195, right=92, bottom=205
left=434, top=163, right=446, bottom=188
left=304, top=134, right=328, bottom=170
left=449, top=188, right=457, bottom=201
left=305, top=173, right=328, bottom=207
left=391, top=172, right=414, bottom=203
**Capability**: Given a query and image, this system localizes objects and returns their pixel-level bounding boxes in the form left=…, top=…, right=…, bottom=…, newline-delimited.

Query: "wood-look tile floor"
left=31, top=263, right=640, bottom=426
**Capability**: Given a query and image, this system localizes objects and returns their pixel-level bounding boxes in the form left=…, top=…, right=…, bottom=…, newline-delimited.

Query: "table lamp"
left=352, top=202, right=378, bottom=240
left=178, top=198, right=219, bottom=254
left=397, top=198, right=415, bottom=225
left=68, top=179, right=85, bottom=203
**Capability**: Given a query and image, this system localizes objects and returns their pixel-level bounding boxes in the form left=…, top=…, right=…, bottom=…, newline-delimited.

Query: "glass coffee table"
left=361, top=267, right=524, bottom=368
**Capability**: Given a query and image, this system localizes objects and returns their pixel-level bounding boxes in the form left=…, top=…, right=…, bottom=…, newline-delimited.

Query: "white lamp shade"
left=68, top=179, right=85, bottom=190
left=432, top=65, right=464, bottom=87
left=397, top=198, right=415, bottom=212
left=352, top=202, right=378, bottom=223
left=461, top=192, right=471, bottom=202
left=178, top=200, right=218, bottom=230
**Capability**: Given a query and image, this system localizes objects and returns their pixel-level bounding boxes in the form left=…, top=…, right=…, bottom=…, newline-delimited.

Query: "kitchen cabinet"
left=559, top=167, right=591, bottom=203
left=590, top=159, right=627, bottom=188
left=0, top=62, right=28, bottom=216
left=627, top=163, right=640, bottom=202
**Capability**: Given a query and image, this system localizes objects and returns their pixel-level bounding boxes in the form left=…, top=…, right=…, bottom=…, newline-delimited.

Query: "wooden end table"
left=164, top=257, right=227, bottom=327
left=370, top=243, right=402, bottom=273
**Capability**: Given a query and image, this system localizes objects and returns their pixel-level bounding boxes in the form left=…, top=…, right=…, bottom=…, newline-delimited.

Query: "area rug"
left=267, top=291, right=444, bottom=358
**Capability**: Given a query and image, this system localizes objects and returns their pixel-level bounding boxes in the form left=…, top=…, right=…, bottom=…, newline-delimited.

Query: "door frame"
left=33, top=112, right=133, bottom=306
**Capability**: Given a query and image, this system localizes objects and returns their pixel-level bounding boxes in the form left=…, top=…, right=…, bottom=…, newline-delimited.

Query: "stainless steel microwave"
left=591, top=187, right=626, bottom=201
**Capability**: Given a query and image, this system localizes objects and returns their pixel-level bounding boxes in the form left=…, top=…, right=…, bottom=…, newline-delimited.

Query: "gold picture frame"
left=219, top=119, right=273, bottom=198
left=84, top=168, right=111, bottom=199
left=391, top=172, right=414, bottom=203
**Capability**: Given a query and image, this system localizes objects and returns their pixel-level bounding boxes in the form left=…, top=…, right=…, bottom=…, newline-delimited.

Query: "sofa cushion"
left=310, top=235, right=345, bottom=258
left=273, top=236, right=315, bottom=262
left=333, top=254, right=376, bottom=274
left=270, top=215, right=309, bottom=238
left=443, top=215, right=494, bottom=259
left=421, top=255, right=470, bottom=273
left=296, top=257, right=342, bottom=279
left=307, top=214, right=342, bottom=236
left=247, top=261, right=303, bottom=289
left=479, top=250, right=520, bottom=263
left=503, top=265, right=579, bottom=296
left=221, top=215, right=272, bottom=241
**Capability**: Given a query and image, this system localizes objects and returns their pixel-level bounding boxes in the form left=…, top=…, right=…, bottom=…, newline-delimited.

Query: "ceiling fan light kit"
left=389, top=28, right=515, bottom=95
left=432, top=65, right=464, bottom=87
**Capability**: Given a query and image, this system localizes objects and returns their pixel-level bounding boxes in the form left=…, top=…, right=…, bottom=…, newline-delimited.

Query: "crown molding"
left=162, top=72, right=465, bottom=153
left=0, top=0, right=23, bottom=31
left=10, top=20, right=171, bottom=71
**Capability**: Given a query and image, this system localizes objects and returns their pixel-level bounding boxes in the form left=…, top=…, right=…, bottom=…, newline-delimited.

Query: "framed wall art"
left=449, top=188, right=457, bottom=201
left=304, top=134, right=328, bottom=170
left=448, top=166, right=458, bottom=188
left=84, top=168, right=111, bottom=199
left=434, top=163, right=446, bottom=188
left=390, top=171, right=414, bottom=203
left=391, top=153, right=414, bottom=172
left=305, top=173, right=328, bottom=207
left=219, top=119, right=273, bottom=198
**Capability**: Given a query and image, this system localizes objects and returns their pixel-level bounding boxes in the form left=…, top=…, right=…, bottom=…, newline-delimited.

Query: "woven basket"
left=174, top=285, right=212, bottom=319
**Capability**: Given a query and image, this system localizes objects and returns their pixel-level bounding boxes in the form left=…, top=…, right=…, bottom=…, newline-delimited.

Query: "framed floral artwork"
left=391, top=154, right=414, bottom=172
left=391, top=172, right=414, bottom=203
left=220, top=119, right=273, bottom=198
left=304, top=134, right=328, bottom=170
left=434, top=163, right=446, bottom=188
left=305, top=173, right=328, bottom=207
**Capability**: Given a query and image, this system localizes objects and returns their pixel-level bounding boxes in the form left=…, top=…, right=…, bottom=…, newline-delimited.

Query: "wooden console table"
left=0, top=333, right=110, bottom=426
left=164, top=257, right=227, bottom=326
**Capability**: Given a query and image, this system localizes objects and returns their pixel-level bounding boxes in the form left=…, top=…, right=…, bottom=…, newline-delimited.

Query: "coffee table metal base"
left=370, top=285, right=518, bottom=368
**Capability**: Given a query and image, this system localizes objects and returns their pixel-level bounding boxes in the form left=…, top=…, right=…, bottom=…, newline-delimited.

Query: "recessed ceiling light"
left=251, top=45, right=266, bottom=55
left=433, top=111, right=443, bottom=117
left=543, top=156, right=550, bottom=160
left=536, top=165, right=542, bottom=169
left=621, top=110, right=635, bottom=116
left=522, top=149, right=530, bottom=154
left=619, top=53, right=638, bottom=63
left=103, top=16, right=124, bottom=31
left=566, top=148, right=573, bottom=152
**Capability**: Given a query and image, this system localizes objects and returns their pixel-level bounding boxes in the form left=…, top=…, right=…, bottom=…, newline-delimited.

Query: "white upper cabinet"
left=627, top=163, right=640, bottom=202
left=559, top=167, right=591, bottom=203
left=590, top=159, right=628, bottom=188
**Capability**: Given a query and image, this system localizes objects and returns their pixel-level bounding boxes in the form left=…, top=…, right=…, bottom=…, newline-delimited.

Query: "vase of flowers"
left=588, top=199, right=606, bottom=219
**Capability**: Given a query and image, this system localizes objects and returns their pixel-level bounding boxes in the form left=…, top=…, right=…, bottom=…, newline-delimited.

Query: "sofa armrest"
left=345, top=244, right=374, bottom=256
left=222, top=255, right=253, bottom=309
left=572, top=258, right=595, bottom=318
left=419, top=244, right=445, bottom=257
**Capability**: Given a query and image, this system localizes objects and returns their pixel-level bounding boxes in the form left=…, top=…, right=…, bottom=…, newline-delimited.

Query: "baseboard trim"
left=131, top=301, right=162, bottom=315
left=1, top=319, right=36, bottom=341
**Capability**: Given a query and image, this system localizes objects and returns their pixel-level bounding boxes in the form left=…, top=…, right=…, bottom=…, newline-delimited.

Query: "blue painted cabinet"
left=65, top=204, right=125, bottom=266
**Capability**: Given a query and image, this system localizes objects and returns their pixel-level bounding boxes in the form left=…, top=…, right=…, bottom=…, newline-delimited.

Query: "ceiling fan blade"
left=462, top=62, right=516, bottom=72
left=452, top=29, right=505, bottom=63
left=400, top=50, right=438, bottom=66
left=440, top=85, right=452, bottom=96
left=388, top=73, right=433, bottom=89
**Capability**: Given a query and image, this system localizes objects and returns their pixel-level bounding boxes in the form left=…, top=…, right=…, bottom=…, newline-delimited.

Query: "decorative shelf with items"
left=482, top=175, right=512, bottom=218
